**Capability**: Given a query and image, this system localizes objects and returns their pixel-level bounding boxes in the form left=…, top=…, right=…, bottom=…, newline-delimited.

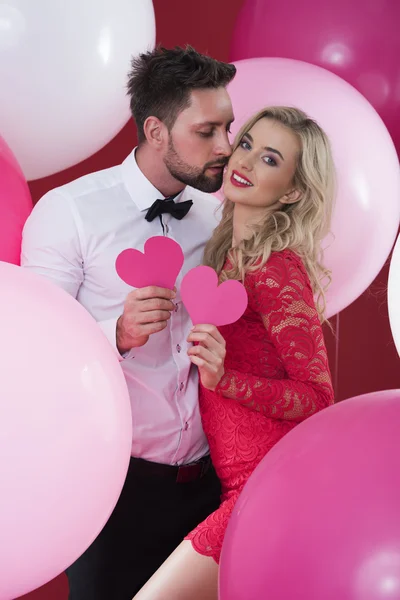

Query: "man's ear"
left=143, top=116, right=167, bottom=148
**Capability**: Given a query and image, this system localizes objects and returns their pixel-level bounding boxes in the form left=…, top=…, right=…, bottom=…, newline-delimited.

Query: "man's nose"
left=214, top=130, right=232, bottom=158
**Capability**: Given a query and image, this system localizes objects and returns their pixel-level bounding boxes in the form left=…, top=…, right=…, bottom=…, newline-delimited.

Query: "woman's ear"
left=279, top=188, right=302, bottom=205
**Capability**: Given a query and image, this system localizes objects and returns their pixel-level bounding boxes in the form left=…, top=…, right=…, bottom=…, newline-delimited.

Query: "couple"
left=22, top=46, right=334, bottom=600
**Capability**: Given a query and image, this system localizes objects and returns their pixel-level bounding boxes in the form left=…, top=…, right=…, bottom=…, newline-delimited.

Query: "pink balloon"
left=226, top=58, right=400, bottom=317
left=230, top=0, right=400, bottom=154
left=220, top=389, right=400, bottom=600
left=0, top=263, right=132, bottom=600
left=0, top=135, right=32, bottom=264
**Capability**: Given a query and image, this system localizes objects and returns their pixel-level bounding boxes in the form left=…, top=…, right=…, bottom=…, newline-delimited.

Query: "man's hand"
left=116, top=286, right=176, bottom=354
left=187, top=324, right=226, bottom=391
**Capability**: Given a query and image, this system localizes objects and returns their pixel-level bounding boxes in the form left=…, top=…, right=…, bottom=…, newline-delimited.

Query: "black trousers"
left=66, top=456, right=221, bottom=600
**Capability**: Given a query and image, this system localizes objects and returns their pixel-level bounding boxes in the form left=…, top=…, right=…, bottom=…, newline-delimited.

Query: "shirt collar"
left=121, top=147, right=184, bottom=212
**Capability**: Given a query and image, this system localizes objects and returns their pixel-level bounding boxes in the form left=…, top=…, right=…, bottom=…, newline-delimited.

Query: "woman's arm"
left=216, top=252, right=334, bottom=422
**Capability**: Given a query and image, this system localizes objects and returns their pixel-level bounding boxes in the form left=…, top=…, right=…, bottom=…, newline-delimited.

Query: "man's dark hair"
left=127, top=45, right=236, bottom=143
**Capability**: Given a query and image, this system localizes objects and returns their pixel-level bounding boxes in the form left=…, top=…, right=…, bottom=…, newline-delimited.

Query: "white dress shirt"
left=21, top=149, right=221, bottom=465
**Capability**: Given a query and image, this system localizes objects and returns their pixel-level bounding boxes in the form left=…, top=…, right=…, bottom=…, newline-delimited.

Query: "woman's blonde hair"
left=203, top=106, right=336, bottom=321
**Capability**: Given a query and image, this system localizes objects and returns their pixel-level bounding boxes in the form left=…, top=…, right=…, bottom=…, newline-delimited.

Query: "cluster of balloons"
left=0, top=1, right=155, bottom=597
left=219, top=2, right=400, bottom=599
left=0, top=0, right=400, bottom=598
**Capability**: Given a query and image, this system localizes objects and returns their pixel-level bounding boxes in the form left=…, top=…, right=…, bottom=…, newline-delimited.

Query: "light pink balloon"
left=226, top=58, right=400, bottom=318
left=0, top=263, right=132, bottom=600
left=0, top=135, right=32, bottom=264
left=220, top=389, right=400, bottom=600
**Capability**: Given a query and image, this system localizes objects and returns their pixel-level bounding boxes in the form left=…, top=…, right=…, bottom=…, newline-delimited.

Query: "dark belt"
left=129, top=454, right=211, bottom=484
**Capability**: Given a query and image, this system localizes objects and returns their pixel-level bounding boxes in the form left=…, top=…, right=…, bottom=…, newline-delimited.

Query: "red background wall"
left=20, top=0, right=400, bottom=598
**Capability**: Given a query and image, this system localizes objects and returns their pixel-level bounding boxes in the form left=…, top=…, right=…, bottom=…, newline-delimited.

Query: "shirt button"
left=175, top=303, right=179, bottom=312
left=176, top=344, right=181, bottom=353
left=184, top=422, right=189, bottom=431
left=179, top=382, right=184, bottom=391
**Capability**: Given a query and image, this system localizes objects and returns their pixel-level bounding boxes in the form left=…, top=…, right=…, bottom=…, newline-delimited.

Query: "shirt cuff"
left=98, top=318, right=128, bottom=362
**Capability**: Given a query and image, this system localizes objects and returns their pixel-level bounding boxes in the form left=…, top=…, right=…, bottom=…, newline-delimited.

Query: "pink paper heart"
left=115, top=236, right=184, bottom=289
left=181, top=266, right=248, bottom=326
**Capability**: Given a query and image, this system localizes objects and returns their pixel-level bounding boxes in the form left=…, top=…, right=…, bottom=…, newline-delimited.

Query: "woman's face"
left=223, top=117, right=301, bottom=210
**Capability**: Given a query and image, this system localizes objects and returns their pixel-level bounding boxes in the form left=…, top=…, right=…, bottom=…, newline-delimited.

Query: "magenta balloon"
left=0, top=135, right=32, bottom=264
left=230, top=0, right=400, bottom=153
left=220, top=390, right=400, bottom=600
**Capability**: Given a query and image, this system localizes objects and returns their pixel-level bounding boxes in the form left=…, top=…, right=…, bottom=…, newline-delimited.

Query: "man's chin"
left=169, top=168, right=223, bottom=194
left=196, top=174, right=224, bottom=194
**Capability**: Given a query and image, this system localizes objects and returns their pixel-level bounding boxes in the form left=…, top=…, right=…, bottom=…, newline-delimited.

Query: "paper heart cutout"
left=116, top=236, right=184, bottom=289
left=181, top=266, right=248, bottom=326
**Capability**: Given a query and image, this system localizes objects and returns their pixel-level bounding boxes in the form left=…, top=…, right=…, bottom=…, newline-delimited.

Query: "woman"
left=134, top=106, right=335, bottom=599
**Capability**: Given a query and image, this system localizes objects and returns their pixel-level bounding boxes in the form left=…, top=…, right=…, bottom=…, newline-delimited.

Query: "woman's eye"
left=240, top=140, right=251, bottom=150
left=263, top=156, right=277, bottom=166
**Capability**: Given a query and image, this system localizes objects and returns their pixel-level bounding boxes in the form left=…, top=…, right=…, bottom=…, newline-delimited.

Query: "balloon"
left=0, top=0, right=155, bottom=180
left=388, top=235, right=400, bottom=358
left=0, top=263, right=132, bottom=599
left=230, top=0, right=400, bottom=154
left=0, top=135, right=32, bottom=264
left=226, top=58, right=400, bottom=318
left=220, top=389, right=400, bottom=600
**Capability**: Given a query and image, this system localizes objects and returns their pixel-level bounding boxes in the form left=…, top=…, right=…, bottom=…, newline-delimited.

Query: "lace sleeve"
left=216, top=252, right=334, bottom=422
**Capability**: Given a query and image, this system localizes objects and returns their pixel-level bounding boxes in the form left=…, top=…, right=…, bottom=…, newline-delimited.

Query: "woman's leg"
left=133, top=540, right=219, bottom=600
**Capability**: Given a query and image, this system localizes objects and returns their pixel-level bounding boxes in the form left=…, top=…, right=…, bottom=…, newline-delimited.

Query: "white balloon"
left=388, top=234, right=400, bottom=358
left=0, top=0, right=155, bottom=180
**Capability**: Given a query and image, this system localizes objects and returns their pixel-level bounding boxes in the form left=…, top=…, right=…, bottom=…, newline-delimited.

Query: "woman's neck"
left=232, top=203, right=270, bottom=247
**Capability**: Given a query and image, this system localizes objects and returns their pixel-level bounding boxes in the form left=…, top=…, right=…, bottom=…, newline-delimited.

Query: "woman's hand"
left=187, top=324, right=226, bottom=391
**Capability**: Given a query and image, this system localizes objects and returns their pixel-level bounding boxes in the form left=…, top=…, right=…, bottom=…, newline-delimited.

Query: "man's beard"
left=164, top=138, right=228, bottom=193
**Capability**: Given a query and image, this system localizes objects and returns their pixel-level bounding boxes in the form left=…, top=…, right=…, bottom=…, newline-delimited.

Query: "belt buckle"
left=176, top=462, right=201, bottom=484
left=176, top=456, right=211, bottom=483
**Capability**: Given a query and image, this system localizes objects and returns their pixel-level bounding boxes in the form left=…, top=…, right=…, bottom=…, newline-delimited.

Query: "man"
left=21, top=46, right=236, bottom=599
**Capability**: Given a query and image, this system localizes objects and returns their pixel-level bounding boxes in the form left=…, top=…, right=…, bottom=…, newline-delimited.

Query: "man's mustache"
left=204, top=159, right=229, bottom=170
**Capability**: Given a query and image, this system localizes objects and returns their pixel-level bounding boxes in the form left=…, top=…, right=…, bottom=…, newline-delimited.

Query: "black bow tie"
left=145, top=196, right=193, bottom=222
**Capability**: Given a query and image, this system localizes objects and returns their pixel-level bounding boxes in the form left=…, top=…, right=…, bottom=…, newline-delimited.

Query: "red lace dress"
left=185, top=249, right=334, bottom=563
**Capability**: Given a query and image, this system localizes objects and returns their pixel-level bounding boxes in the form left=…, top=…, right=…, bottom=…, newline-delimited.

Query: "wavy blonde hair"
left=203, top=106, right=336, bottom=322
